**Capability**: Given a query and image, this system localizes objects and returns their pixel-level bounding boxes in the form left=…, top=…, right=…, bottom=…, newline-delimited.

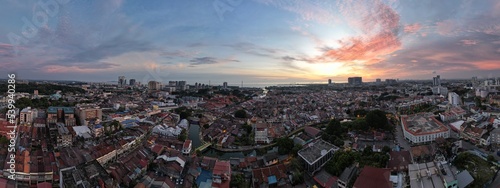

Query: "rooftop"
left=47, top=106, right=75, bottom=114
left=353, top=166, right=392, bottom=188
left=298, top=139, right=339, bottom=165
left=402, top=113, right=448, bottom=136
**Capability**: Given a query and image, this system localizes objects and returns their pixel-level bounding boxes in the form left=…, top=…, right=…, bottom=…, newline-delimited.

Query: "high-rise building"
left=328, top=79, right=332, bottom=84
left=448, top=92, right=461, bottom=106
left=118, top=76, right=126, bottom=87
left=348, top=77, right=362, bottom=85
left=75, top=104, right=102, bottom=126
left=129, top=79, right=136, bottom=86
left=385, top=79, right=397, bottom=85
left=148, top=81, right=162, bottom=91
left=177, top=81, right=187, bottom=90
left=472, top=76, right=477, bottom=83
left=223, top=82, right=228, bottom=89
left=376, top=78, right=381, bottom=83
left=433, top=75, right=441, bottom=86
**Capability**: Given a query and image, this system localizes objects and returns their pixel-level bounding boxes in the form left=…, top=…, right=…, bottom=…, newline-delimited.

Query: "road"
left=394, top=120, right=411, bottom=150
left=461, top=141, right=500, bottom=161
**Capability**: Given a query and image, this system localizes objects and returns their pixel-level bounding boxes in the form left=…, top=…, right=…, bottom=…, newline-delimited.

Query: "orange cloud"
left=473, top=61, right=500, bottom=70
left=321, top=32, right=401, bottom=63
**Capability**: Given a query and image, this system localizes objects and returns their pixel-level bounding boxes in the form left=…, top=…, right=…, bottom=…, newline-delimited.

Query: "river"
left=188, top=124, right=202, bottom=148
left=188, top=123, right=271, bottom=160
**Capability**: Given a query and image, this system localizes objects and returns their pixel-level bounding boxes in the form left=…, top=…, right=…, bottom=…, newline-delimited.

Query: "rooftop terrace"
left=402, top=113, right=448, bottom=135
left=298, top=139, right=339, bottom=165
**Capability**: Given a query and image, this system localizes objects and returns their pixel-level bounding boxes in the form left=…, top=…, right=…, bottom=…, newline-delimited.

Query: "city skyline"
left=1, top=0, right=500, bottom=84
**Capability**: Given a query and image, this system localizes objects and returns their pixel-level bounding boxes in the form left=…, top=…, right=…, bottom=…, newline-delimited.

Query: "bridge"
left=195, top=142, right=211, bottom=152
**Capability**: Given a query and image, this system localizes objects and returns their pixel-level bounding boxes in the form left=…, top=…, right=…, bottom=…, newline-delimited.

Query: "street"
left=461, top=141, right=500, bottom=162
left=394, top=121, right=411, bottom=150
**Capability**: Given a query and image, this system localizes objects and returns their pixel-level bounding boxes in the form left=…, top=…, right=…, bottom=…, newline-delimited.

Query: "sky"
left=1, top=0, right=500, bottom=86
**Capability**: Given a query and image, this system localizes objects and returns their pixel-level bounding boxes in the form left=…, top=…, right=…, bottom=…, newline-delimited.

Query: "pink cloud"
left=472, top=60, right=500, bottom=70
left=460, top=39, right=479, bottom=46
left=318, top=0, right=401, bottom=65
left=321, top=32, right=401, bottom=62
left=404, top=23, right=422, bottom=33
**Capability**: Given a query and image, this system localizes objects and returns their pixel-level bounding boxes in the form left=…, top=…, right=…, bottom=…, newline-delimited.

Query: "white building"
left=448, top=92, right=461, bottom=106
left=182, top=140, right=192, bottom=155
left=152, top=124, right=182, bottom=137
left=401, top=113, right=450, bottom=144
left=254, top=123, right=270, bottom=144
left=19, top=107, right=37, bottom=125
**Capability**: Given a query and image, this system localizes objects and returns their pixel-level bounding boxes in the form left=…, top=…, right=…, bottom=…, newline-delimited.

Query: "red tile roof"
left=304, top=126, right=321, bottom=137
left=353, top=166, right=392, bottom=188
left=212, top=161, right=231, bottom=176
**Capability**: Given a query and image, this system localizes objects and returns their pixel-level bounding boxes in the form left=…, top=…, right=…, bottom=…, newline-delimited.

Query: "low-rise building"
left=182, top=140, right=192, bottom=155
left=75, top=104, right=102, bottom=126
left=251, top=163, right=289, bottom=188
left=353, top=166, right=392, bottom=188
left=298, top=139, right=340, bottom=175
left=408, top=162, right=458, bottom=188
left=401, top=113, right=450, bottom=144
left=57, top=124, right=73, bottom=148
left=387, top=151, right=412, bottom=172
left=338, top=165, right=357, bottom=188
left=212, top=160, right=231, bottom=188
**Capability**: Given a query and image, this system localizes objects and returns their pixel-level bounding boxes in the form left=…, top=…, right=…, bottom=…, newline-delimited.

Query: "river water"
left=187, top=124, right=259, bottom=159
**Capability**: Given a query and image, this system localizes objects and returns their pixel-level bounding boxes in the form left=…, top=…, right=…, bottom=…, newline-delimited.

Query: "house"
left=387, top=151, right=411, bottom=172
left=353, top=166, right=392, bottom=188
left=251, top=164, right=290, bottom=188
left=456, top=170, right=474, bottom=188
left=338, top=165, right=357, bottom=188
left=263, top=153, right=279, bottom=167
left=410, top=144, right=436, bottom=163
left=212, top=161, right=231, bottom=188
left=304, top=126, right=321, bottom=138
left=182, top=140, right=192, bottom=155
left=314, top=170, right=338, bottom=188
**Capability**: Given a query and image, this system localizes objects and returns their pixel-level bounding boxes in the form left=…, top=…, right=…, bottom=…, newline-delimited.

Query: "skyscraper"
left=223, top=82, right=228, bottom=89
left=129, top=79, right=136, bottom=86
left=328, top=79, right=332, bottom=84
left=433, top=75, right=441, bottom=86
left=148, top=81, right=162, bottom=90
left=118, top=76, right=126, bottom=87
left=348, top=77, right=362, bottom=85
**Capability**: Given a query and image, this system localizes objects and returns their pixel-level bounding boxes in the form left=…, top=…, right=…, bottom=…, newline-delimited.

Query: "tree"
left=242, top=124, right=253, bottom=134
left=178, top=129, right=187, bottom=141
left=234, top=109, right=247, bottom=118
left=291, top=144, right=303, bottom=156
left=291, top=171, right=304, bottom=185
left=230, top=174, right=245, bottom=188
left=366, top=110, right=389, bottom=130
left=196, top=149, right=202, bottom=156
left=353, top=109, right=368, bottom=117
left=290, top=158, right=303, bottom=171
left=487, top=155, right=496, bottom=163
left=276, top=137, right=294, bottom=155
left=382, top=146, right=391, bottom=154
left=325, top=119, right=343, bottom=137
